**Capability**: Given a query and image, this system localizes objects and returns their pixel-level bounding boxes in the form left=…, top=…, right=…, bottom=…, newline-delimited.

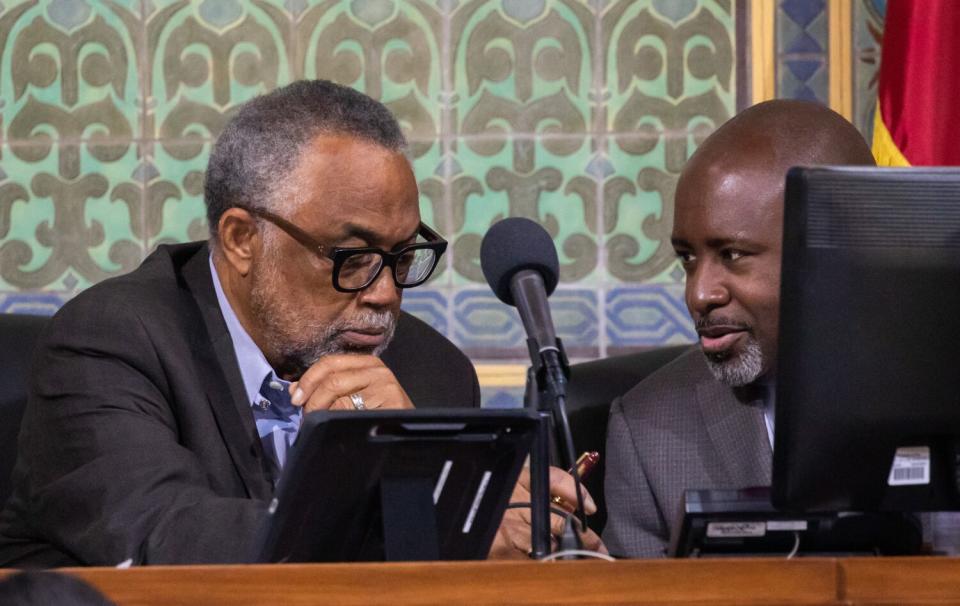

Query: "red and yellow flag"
left=873, top=0, right=960, bottom=166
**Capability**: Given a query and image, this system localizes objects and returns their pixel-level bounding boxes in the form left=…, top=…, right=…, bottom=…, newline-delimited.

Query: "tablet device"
left=256, top=409, right=538, bottom=562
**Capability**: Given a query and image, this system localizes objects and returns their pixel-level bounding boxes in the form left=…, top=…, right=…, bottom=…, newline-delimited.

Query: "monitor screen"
left=772, top=166, right=960, bottom=512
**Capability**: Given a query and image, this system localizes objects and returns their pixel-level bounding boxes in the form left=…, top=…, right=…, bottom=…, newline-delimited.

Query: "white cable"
left=538, top=549, right=617, bottom=562
left=785, top=531, right=801, bottom=559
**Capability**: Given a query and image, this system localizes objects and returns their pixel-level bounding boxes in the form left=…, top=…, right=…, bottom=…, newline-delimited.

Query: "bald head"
left=672, top=100, right=873, bottom=388
left=684, top=99, right=874, bottom=181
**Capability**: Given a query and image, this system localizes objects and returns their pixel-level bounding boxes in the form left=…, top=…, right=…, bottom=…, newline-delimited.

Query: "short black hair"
left=204, top=80, right=407, bottom=239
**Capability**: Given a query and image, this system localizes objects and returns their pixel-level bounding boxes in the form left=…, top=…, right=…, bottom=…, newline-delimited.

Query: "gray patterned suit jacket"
left=602, top=348, right=772, bottom=558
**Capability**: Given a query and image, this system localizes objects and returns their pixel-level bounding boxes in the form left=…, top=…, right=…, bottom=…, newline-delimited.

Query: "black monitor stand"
left=255, top=409, right=539, bottom=563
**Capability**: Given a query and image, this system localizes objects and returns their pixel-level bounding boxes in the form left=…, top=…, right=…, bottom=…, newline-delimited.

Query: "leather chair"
left=565, top=345, right=691, bottom=534
left=0, top=313, right=50, bottom=507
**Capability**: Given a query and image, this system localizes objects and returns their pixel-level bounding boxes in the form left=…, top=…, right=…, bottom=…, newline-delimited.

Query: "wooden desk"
left=7, top=557, right=960, bottom=605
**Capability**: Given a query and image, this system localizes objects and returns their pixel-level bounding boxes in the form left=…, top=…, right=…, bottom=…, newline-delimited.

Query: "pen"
left=551, top=451, right=600, bottom=508
left=571, top=450, right=600, bottom=481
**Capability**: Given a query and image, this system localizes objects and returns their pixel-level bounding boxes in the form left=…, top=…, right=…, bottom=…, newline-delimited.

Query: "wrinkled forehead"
left=286, top=136, right=421, bottom=243
left=673, top=154, right=786, bottom=241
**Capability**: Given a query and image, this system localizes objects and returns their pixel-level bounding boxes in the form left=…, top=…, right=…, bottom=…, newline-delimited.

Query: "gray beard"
left=255, top=302, right=397, bottom=378
left=702, top=334, right=764, bottom=387
left=248, top=240, right=397, bottom=377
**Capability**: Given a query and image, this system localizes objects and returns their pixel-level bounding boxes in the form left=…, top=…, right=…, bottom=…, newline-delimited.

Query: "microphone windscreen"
left=480, top=217, right=560, bottom=306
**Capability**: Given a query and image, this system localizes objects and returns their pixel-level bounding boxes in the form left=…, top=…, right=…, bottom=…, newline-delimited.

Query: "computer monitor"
left=772, top=166, right=960, bottom=513
left=256, top=409, right=538, bottom=562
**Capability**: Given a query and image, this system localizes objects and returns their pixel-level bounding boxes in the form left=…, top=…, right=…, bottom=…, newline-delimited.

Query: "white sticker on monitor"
left=887, top=446, right=931, bottom=486
left=766, top=520, right=808, bottom=532
left=706, top=521, right=766, bottom=538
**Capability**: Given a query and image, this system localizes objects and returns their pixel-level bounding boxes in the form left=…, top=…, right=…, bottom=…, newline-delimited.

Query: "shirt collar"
left=209, top=255, right=277, bottom=406
left=761, top=381, right=776, bottom=449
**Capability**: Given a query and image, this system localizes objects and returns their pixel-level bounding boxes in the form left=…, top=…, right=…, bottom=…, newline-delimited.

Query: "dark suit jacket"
left=0, top=242, right=479, bottom=567
left=602, top=348, right=771, bottom=558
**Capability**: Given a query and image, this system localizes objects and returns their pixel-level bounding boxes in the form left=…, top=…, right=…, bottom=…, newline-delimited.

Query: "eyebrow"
left=340, top=222, right=420, bottom=249
left=670, top=236, right=763, bottom=249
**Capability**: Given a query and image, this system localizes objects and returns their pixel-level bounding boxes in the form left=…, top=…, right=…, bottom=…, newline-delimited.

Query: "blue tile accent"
left=781, top=0, right=826, bottom=28
left=551, top=289, right=599, bottom=350
left=453, top=289, right=525, bottom=356
left=481, top=387, right=525, bottom=409
left=0, top=293, right=66, bottom=315
left=786, top=32, right=823, bottom=54
left=400, top=289, right=449, bottom=336
left=784, top=59, right=822, bottom=82
left=779, top=58, right=828, bottom=104
left=869, top=0, right=887, bottom=16
left=777, top=0, right=829, bottom=103
left=793, top=85, right=820, bottom=101
left=605, top=285, right=696, bottom=347
left=651, top=0, right=697, bottom=23
left=453, top=289, right=599, bottom=358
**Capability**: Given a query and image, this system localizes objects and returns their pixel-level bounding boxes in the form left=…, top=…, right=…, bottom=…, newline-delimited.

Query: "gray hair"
left=204, top=80, right=407, bottom=240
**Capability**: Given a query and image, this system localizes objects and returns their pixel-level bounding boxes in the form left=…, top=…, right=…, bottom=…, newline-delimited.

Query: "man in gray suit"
left=602, top=100, right=875, bottom=558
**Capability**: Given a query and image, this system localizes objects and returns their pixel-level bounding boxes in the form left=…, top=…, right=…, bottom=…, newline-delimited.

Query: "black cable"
left=506, top=502, right=587, bottom=558
left=549, top=379, right=588, bottom=532
left=505, top=502, right=586, bottom=532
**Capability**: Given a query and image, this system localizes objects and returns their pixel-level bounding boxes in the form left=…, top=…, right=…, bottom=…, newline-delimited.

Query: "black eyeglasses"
left=238, top=205, right=447, bottom=293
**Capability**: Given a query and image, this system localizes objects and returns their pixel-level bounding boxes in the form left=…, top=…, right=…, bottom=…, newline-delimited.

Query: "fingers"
left=547, top=466, right=597, bottom=515
left=513, top=468, right=531, bottom=496
left=513, top=503, right=573, bottom=538
left=490, top=505, right=605, bottom=559
left=288, top=354, right=414, bottom=413
left=488, top=509, right=535, bottom=559
left=489, top=466, right=601, bottom=559
left=488, top=508, right=565, bottom=559
left=515, top=466, right=596, bottom=514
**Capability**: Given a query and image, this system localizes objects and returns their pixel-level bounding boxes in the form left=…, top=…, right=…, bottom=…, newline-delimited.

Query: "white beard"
left=703, top=334, right=764, bottom=387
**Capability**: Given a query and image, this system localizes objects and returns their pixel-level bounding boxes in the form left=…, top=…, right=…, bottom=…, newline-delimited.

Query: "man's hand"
left=288, top=354, right=414, bottom=412
left=488, top=466, right=607, bottom=559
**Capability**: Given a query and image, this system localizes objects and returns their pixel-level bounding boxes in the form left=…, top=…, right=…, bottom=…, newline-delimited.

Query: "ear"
left=216, top=208, right=260, bottom=277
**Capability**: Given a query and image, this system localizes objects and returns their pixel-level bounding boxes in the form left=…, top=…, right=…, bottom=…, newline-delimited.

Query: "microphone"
left=479, top=217, right=562, bottom=363
left=480, top=218, right=586, bottom=556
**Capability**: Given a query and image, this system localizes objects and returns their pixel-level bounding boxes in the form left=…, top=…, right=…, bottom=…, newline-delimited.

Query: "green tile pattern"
left=0, top=0, right=746, bottom=364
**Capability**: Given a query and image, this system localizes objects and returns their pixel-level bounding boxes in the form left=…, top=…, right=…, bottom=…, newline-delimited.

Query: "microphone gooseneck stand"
left=518, top=329, right=587, bottom=557
left=477, top=216, right=588, bottom=559
left=524, top=338, right=588, bottom=559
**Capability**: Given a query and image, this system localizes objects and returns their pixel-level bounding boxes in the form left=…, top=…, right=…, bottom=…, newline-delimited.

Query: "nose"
left=357, top=265, right=401, bottom=309
left=686, top=260, right=730, bottom=318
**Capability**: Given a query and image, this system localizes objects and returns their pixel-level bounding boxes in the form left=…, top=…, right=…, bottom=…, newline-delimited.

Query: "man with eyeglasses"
left=0, top=80, right=594, bottom=566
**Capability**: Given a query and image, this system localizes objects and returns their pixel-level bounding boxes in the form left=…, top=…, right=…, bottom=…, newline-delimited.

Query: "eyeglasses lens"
left=336, top=248, right=438, bottom=290
left=337, top=253, right=382, bottom=290
left=396, top=248, right=437, bottom=285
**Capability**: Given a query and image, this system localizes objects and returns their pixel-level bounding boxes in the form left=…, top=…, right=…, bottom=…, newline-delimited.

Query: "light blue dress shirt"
left=209, top=257, right=302, bottom=478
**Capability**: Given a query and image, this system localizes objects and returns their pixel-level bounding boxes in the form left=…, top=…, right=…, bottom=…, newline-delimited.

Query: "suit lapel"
left=696, top=376, right=772, bottom=489
left=180, top=245, right=273, bottom=500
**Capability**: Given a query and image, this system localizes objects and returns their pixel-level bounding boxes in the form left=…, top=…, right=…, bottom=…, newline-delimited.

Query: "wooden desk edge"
left=4, top=558, right=842, bottom=606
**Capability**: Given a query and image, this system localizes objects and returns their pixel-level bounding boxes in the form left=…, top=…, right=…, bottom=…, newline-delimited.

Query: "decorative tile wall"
left=0, top=0, right=743, bottom=358
left=852, top=0, right=885, bottom=138
left=0, top=0, right=887, bottom=407
left=775, top=0, right=829, bottom=103
left=774, top=0, right=886, bottom=129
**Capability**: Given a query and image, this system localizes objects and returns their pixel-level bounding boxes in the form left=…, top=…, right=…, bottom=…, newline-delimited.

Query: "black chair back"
left=566, top=345, right=690, bottom=533
left=0, top=314, right=49, bottom=506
